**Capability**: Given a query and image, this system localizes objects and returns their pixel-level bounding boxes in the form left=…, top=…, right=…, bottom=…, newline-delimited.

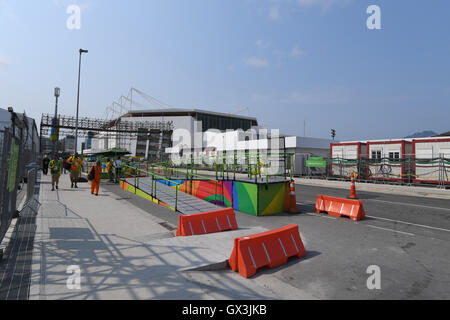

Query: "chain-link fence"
left=326, top=156, right=450, bottom=187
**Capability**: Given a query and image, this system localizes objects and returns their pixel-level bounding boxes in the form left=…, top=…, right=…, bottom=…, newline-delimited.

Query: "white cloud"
left=296, top=0, right=351, bottom=9
left=0, top=0, right=17, bottom=23
left=0, top=56, right=9, bottom=65
left=291, top=45, right=304, bottom=57
left=53, top=0, right=91, bottom=12
left=268, top=6, right=280, bottom=20
left=281, top=87, right=353, bottom=105
left=250, top=93, right=270, bottom=102
left=256, top=40, right=270, bottom=49
left=244, top=57, right=270, bottom=68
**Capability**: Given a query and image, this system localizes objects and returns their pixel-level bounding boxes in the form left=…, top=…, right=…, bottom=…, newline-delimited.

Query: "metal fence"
left=0, top=118, right=39, bottom=245
left=25, top=167, right=38, bottom=205
left=325, top=156, right=450, bottom=187
left=0, top=128, right=23, bottom=245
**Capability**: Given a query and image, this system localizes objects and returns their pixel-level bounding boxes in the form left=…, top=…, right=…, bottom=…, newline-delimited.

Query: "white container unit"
left=413, top=138, right=450, bottom=184
left=330, top=142, right=366, bottom=178
left=366, top=140, right=412, bottom=182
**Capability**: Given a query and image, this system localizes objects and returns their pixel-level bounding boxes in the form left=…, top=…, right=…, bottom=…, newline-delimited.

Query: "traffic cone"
left=289, top=179, right=298, bottom=213
left=349, top=172, right=357, bottom=199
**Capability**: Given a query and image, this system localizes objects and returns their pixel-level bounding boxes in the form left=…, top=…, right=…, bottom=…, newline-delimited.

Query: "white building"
left=331, top=135, right=450, bottom=184
left=330, top=142, right=367, bottom=177
left=366, top=139, right=413, bottom=181
left=413, top=137, right=450, bottom=184
left=86, top=107, right=333, bottom=175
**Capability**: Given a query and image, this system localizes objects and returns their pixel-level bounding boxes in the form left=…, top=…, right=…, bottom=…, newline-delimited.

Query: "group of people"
left=42, top=153, right=84, bottom=191
left=42, top=153, right=124, bottom=195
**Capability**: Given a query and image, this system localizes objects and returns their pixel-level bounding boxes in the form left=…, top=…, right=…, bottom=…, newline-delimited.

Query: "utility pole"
left=53, top=87, right=60, bottom=154
left=74, top=48, right=88, bottom=154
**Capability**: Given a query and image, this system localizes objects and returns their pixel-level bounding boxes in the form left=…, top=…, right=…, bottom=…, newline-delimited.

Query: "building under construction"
left=40, top=113, right=174, bottom=162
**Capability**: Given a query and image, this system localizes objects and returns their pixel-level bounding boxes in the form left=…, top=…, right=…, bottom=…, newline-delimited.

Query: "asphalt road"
left=294, top=184, right=450, bottom=236
left=103, top=181, right=450, bottom=299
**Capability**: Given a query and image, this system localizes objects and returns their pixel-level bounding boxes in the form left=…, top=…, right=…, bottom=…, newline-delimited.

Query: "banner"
left=7, top=138, right=19, bottom=192
left=50, top=117, right=59, bottom=142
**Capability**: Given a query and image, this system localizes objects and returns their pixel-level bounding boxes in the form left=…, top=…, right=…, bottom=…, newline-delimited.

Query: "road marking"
left=366, top=215, right=450, bottom=233
left=303, top=212, right=337, bottom=220
left=298, top=201, right=450, bottom=233
left=366, top=225, right=415, bottom=236
left=365, top=199, right=450, bottom=212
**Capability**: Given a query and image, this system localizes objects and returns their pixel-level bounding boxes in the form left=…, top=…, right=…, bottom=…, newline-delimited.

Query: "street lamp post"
left=74, top=48, right=88, bottom=154
left=53, top=87, right=60, bottom=154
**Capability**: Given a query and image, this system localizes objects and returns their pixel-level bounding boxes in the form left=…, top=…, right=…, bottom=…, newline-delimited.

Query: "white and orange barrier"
left=228, top=224, right=306, bottom=278
left=176, top=207, right=238, bottom=237
left=315, top=195, right=365, bottom=221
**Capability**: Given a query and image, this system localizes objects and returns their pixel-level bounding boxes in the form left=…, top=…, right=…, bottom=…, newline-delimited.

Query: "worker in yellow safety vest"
left=67, top=153, right=83, bottom=188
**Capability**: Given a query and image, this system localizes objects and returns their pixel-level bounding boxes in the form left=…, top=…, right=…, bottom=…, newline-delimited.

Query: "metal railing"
left=25, top=167, right=38, bottom=205
left=122, top=164, right=182, bottom=211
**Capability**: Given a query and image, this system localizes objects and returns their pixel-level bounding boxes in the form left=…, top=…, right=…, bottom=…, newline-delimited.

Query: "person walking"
left=88, top=160, right=102, bottom=196
left=106, top=158, right=114, bottom=182
left=114, top=157, right=123, bottom=183
left=42, top=155, right=50, bottom=175
left=49, top=154, right=62, bottom=191
left=68, top=153, right=83, bottom=188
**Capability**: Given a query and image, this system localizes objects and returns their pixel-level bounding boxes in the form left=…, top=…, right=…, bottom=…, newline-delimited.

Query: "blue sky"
left=1, top=0, right=449, bottom=141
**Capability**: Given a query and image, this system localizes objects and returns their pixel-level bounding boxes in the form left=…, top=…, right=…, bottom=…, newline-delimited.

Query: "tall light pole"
left=75, top=48, right=88, bottom=154
left=53, top=87, right=60, bottom=154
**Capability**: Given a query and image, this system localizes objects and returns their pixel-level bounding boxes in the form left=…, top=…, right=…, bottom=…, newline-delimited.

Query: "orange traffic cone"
left=349, top=172, right=357, bottom=199
left=289, top=179, right=298, bottom=213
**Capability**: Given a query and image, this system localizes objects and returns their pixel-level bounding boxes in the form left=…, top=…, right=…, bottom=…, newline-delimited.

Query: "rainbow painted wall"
left=176, top=180, right=290, bottom=216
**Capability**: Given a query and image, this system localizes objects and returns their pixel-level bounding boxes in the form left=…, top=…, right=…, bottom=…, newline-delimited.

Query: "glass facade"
left=196, top=113, right=253, bottom=132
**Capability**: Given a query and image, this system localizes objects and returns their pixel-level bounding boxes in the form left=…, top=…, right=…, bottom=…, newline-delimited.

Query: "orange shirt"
left=89, top=165, right=102, bottom=182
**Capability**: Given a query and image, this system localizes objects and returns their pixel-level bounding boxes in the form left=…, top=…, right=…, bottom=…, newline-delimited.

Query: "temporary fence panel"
left=366, top=140, right=412, bottom=182
left=330, top=143, right=366, bottom=178
left=0, top=129, right=22, bottom=245
left=413, top=138, right=450, bottom=185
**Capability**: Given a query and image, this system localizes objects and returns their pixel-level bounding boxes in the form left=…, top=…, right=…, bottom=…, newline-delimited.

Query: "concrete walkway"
left=29, top=174, right=312, bottom=300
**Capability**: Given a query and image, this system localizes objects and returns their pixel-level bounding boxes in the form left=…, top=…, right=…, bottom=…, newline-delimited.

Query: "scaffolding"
left=39, top=113, right=174, bottom=155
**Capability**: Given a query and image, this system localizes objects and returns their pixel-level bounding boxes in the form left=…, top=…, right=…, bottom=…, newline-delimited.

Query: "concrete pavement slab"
left=29, top=174, right=310, bottom=300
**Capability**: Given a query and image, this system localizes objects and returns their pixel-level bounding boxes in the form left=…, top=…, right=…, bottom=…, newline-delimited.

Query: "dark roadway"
left=103, top=181, right=450, bottom=299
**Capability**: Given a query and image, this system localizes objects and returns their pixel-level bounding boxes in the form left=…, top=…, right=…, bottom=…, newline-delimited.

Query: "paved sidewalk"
left=29, top=174, right=313, bottom=300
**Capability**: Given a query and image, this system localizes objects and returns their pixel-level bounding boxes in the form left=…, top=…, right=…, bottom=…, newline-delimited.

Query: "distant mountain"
left=405, top=130, right=437, bottom=138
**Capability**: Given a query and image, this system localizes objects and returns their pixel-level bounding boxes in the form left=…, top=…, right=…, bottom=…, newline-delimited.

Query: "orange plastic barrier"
left=228, top=224, right=306, bottom=278
left=315, top=195, right=365, bottom=221
left=176, top=207, right=238, bottom=237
